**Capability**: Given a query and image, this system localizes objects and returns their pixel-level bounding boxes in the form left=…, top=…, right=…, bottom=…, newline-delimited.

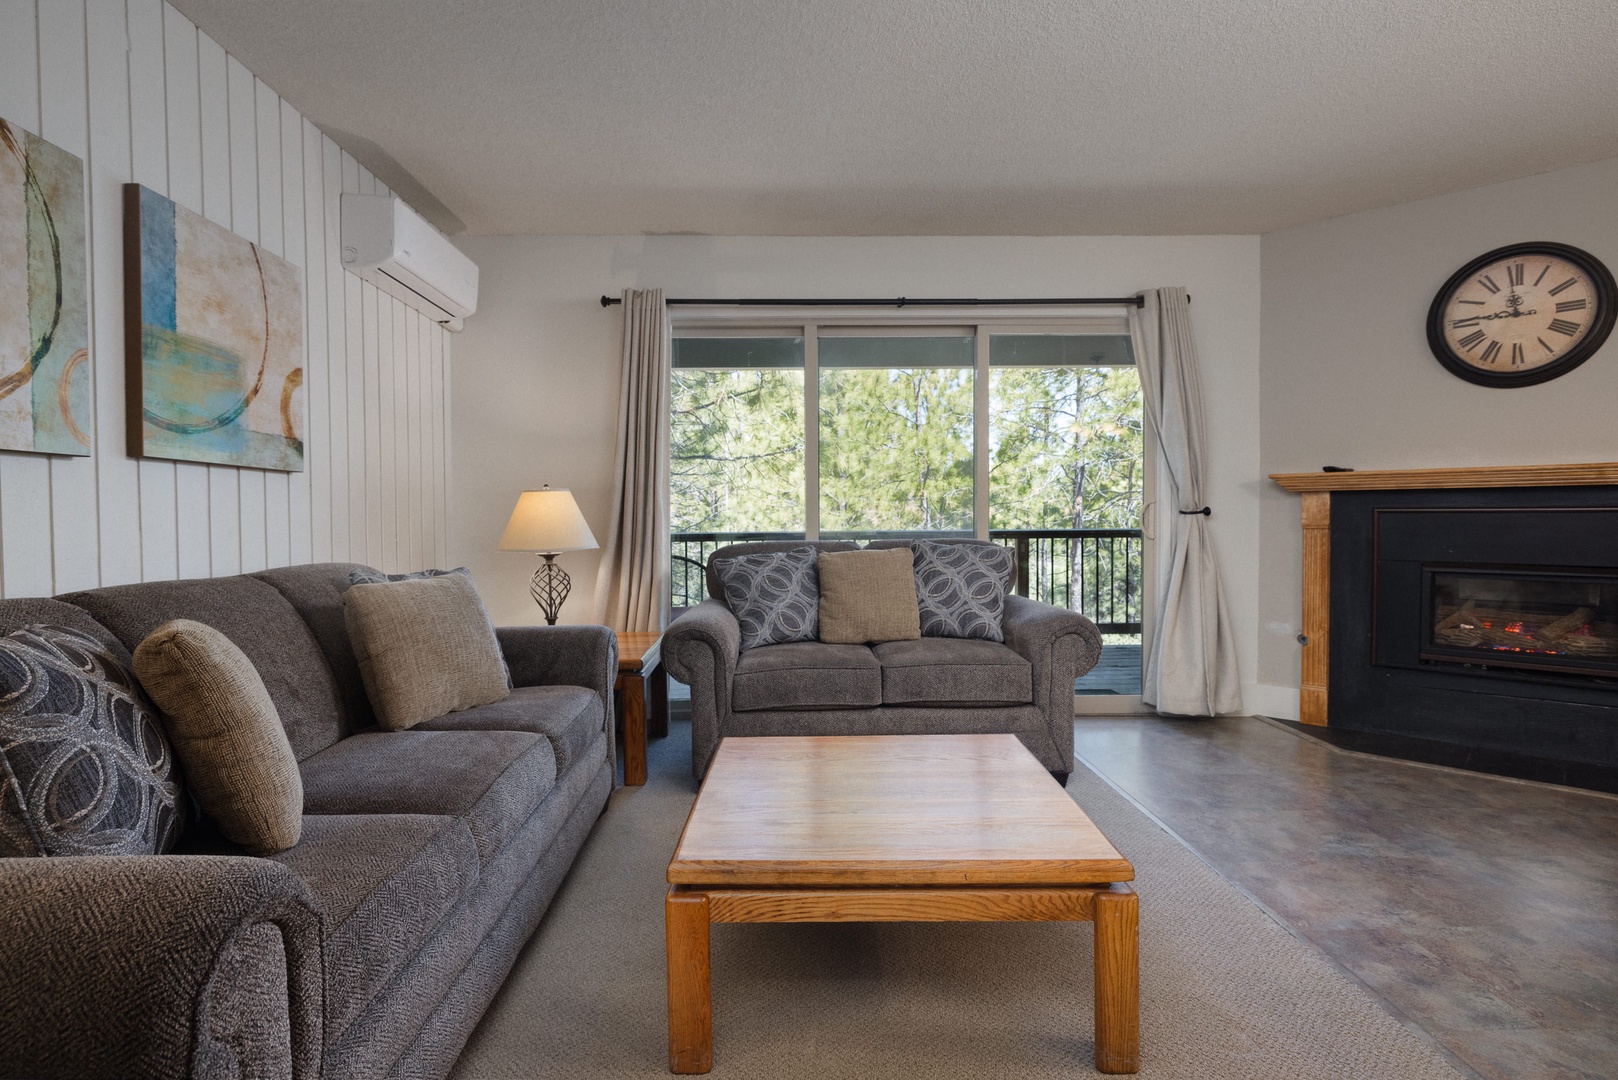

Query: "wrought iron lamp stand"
left=530, top=553, right=571, bottom=625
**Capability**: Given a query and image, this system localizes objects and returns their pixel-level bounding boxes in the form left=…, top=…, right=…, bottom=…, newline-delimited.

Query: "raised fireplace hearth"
left=1272, top=464, right=1618, bottom=790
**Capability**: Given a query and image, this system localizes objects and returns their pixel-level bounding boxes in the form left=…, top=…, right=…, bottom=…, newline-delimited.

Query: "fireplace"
left=1425, top=568, right=1618, bottom=678
left=1311, top=490, right=1618, bottom=786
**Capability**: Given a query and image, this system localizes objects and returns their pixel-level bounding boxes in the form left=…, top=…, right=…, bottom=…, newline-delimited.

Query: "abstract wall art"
left=124, top=183, right=304, bottom=471
left=0, top=116, right=90, bottom=456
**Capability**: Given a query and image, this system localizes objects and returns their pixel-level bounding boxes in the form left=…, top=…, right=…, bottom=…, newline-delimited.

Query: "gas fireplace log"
left=1536, top=607, right=1595, bottom=644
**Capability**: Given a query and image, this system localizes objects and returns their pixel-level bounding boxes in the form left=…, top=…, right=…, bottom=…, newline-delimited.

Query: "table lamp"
left=498, top=487, right=599, bottom=624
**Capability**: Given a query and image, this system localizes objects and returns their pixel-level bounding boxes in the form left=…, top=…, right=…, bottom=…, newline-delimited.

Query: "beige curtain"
left=1130, top=288, right=1242, bottom=716
left=592, top=289, right=671, bottom=631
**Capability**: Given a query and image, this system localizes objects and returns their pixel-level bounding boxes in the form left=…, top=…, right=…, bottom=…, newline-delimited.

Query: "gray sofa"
left=662, top=540, right=1102, bottom=780
left=0, top=562, right=617, bottom=1080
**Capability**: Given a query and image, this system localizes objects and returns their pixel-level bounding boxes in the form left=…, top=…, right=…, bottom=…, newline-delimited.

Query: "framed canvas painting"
left=0, top=116, right=90, bottom=456
left=124, top=183, right=304, bottom=471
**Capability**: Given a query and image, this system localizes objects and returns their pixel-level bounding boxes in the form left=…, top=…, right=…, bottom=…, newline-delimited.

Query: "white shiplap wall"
left=0, top=0, right=451, bottom=598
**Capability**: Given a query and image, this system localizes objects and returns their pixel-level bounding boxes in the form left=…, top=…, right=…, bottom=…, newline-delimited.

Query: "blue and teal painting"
left=0, top=116, right=90, bottom=456
left=133, top=184, right=304, bottom=471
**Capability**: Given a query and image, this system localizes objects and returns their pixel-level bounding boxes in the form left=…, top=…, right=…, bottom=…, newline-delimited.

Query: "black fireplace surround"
left=1329, top=485, right=1618, bottom=787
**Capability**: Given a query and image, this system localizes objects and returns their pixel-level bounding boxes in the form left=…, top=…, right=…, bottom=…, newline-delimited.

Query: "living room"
left=1, top=2, right=1615, bottom=1079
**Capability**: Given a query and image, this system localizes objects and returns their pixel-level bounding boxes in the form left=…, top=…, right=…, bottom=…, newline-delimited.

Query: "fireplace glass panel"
left=1427, top=569, right=1618, bottom=675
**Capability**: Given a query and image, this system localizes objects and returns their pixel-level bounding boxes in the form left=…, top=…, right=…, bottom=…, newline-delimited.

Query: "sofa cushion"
left=817, top=547, right=921, bottom=645
left=0, top=624, right=183, bottom=857
left=732, top=642, right=882, bottom=712
left=873, top=637, right=1033, bottom=705
left=416, top=685, right=603, bottom=776
left=134, top=620, right=304, bottom=855
left=298, top=730, right=555, bottom=865
left=910, top=539, right=1014, bottom=641
left=253, top=562, right=381, bottom=737
left=270, top=813, right=479, bottom=1042
left=61, top=576, right=348, bottom=761
left=347, top=566, right=513, bottom=687
left=713, top=546, right=821, bottom=650
left=705, top=540, right=859, bottom=606
left=343, top=573, right=510, bottom=731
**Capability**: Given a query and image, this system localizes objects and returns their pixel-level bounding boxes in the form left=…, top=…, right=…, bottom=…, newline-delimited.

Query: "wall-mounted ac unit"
left=341, top=194, right=478, bottom=330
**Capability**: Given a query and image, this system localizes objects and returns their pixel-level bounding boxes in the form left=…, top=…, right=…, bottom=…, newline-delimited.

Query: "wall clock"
left=1427, top=242, right=1616, bottom=387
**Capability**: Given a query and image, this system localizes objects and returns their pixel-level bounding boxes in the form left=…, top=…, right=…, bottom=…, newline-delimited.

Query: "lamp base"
left=530, top=553, right=571, bottom=625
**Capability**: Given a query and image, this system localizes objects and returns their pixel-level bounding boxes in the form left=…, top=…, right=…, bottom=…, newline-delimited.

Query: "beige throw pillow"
left=133, top=619, right=302, bottom=855
left=818, top=548, right=921, bottom=644
left=343, top=572, right=510, bottom=731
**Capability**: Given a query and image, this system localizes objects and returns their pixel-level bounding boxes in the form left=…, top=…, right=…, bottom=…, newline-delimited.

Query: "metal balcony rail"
left=671, top=528, right=1142, bottom=634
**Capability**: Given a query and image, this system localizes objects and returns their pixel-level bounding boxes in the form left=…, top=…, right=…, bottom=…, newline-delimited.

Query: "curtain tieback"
left=1179, top=506, right=1211, bottom=516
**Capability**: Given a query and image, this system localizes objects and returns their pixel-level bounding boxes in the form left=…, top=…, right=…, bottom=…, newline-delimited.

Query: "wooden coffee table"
left=664, top=734, right=1139, bottom=1074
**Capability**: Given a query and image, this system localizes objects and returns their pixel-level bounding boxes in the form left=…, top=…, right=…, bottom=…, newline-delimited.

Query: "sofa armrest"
left=496, top=624, right=618, bottom=695
left=0, top=854, right=323, bottom=1080
left=661, top=601, right=741, bottom=778
left=1002, top=594, right=1102, bottom=672
left=1001, top=595, right=1103, bottom=773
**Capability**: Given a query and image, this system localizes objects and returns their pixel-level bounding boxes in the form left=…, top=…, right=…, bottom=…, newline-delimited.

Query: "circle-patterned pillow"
left=0, top=624, right=183, bottom=857
left=712, top=547, right=821, bottom=651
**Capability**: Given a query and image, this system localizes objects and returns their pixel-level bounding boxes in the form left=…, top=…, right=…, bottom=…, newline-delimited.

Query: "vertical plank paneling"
left=198, top=31, right=237, bottom=576
left=361, top=281, right=382, bottom=565
left=0, top=0, right=54, bottom=598
left=375, top=281, right=396, bottom=569
left=226, top=56, right=265, bottom=574
left=282, top=101, right=311, bottom=565
left=322, top=135, right=349, bottom=561
left=0, top=2, right=454, bottom=596
left=255, top=77, right=288, bottom=569
left=129, top=0, right=179, bottom=583
left=437, top=332, right=450, bottom=565
left=433, top=330, right=446, bottom=563
left=163, top=7, right=211, bottom=579
left=341, top=151, right=365, bottom=564
left=40, top=0, right=98, bottom=594
left=87, top=0, right=141, bottom=586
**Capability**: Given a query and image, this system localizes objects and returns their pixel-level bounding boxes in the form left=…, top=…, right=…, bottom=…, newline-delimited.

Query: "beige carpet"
left=451, top=722, right=1466, bottom=1079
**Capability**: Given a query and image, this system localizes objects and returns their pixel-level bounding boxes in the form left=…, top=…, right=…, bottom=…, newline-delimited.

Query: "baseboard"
left=1246, top=682, right=1301, bottom=722
left=1073, top=694, right=1152, bottom=716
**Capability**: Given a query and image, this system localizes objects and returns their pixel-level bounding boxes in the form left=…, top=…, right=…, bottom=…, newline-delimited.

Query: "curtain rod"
left=599, top=295, right=1160, bottom=309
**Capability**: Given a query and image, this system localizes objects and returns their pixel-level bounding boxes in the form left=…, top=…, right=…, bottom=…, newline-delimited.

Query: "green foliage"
left=670, top=349, right=1143, bottom=536
left=670, top=369, right=804, bottom=532
left=819, top=368, right=974, bottom=532
left=989, top=365, right=1143, bottom=530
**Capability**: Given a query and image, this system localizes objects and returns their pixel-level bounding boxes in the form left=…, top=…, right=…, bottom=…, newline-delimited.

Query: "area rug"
left=450, top=722, right=1465, bottom=1079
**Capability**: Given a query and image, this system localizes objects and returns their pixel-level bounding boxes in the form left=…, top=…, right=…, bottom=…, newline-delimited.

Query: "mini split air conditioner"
left=341, top=194, right=479, bottom=331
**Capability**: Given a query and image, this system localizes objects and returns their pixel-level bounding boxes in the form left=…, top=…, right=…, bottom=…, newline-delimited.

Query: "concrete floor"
left=1074, top=714, right=1618, bottom=1080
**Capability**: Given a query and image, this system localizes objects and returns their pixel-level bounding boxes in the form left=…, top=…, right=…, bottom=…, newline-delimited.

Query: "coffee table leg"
left=1093, top=884, right=1140, bottom=1073
left=666, top=888, right=713, bottom=1074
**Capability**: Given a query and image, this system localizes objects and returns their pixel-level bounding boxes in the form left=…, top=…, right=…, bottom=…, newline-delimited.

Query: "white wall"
left=450, top=234, right=1266, bottom=708
left=0, top=0, right=451, bottom=598
left=1258, top=156, right=1618, bottom=707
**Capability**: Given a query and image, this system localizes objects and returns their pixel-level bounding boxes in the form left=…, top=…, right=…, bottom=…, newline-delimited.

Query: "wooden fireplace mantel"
left=1269, top=462, right=1618, bottom=726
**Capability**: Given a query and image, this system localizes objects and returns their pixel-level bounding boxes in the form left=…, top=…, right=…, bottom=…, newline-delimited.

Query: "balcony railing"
left=671, top=528, right=1142, bottom=634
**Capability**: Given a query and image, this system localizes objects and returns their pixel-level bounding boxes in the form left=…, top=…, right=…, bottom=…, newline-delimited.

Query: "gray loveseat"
left=0, top=562, right=617, bottom=1080
left=662, top=540, right=1102, bottom=780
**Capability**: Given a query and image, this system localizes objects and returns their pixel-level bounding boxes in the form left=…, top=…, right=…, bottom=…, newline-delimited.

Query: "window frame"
left=672, top=309, right=1144, bottom=542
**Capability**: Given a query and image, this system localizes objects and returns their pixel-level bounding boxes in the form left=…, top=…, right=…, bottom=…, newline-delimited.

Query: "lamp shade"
left=498, top=489, right=598, bottom=553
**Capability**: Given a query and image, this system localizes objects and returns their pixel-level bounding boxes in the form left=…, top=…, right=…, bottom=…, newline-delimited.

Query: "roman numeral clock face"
left=1428, top=243, right=1616, bottom=387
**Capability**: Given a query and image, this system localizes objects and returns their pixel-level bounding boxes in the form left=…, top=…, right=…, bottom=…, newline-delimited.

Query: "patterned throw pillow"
left=712, top=547, right=821, bottom=650
left=0, top=624, right=184, bottom=857
left=911, top=541, right=1015, bottom=641
left=349, top=566, right=512, bottom=686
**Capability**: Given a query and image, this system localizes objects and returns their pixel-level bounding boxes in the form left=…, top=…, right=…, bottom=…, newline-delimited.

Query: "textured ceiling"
left=171, top=0, right=1618, bottom=237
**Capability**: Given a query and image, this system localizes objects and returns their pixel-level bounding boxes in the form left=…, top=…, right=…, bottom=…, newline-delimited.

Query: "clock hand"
left=1455, top=309, right=1537, bottom=326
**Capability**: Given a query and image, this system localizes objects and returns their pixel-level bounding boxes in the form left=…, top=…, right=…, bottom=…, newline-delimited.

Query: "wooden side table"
left=615, top=630, right=666, bottom=786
